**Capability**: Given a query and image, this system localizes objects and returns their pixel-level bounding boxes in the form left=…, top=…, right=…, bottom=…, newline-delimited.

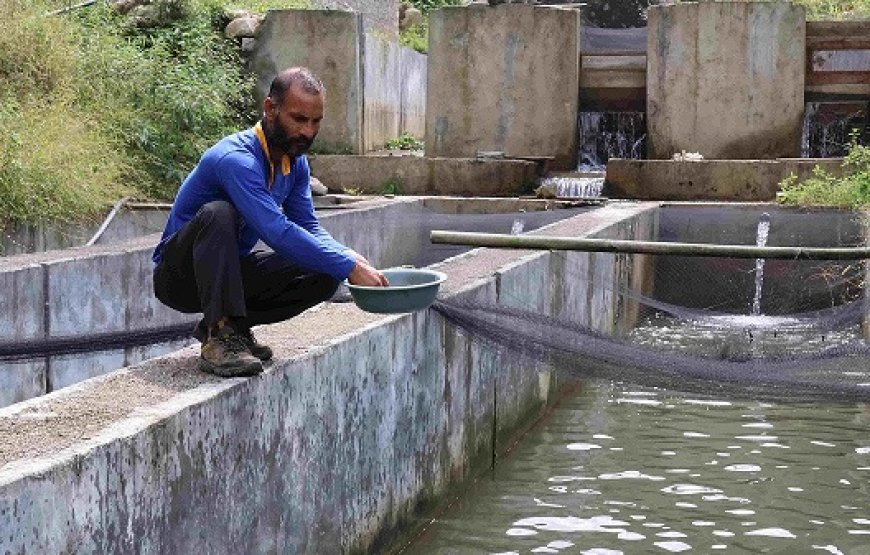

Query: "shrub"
left=73, top=0, right=256, bottom=199
left=384, top=132, right=424, bottom=151
left=0, top=0, right=310, bottom=225
left=778, top=142, right=870, bottom=208
left=0, top=1, right=129, bottom=224
left=399, top=0, right=464, bottom=53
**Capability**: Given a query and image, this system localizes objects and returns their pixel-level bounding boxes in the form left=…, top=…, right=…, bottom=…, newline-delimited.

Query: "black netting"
left=432, top=207, right=870, bottom=404
left=0, top=323, right=195, bottom=362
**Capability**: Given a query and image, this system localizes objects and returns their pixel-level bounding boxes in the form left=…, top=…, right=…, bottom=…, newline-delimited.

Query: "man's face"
left=264, top=85, right=324, bottom=159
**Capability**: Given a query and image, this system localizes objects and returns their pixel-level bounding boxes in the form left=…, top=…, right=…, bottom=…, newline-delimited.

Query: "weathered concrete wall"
left=0, top=198, right=411, bottom=408
left=250, top=10, right=426, bottom=155
left=426, top=5, right=581, bottom=169
left=0, top=221, right=94, bottom=257
left=0, top=206, right=167, bottom=256
left=605, top=158, right=845, bottom=201
left=0, top=203, right=657, bottom=554
left=312, top=0, right=399, bottom=39
left=310, top=154, right=539, bottom=195
left=0, top=197, right=572, bottom=407
left=362, top=33, right=427, bottom=151
left=646, top=2, right=806, bottom=160
left=252, top=10, right=364, bottom=154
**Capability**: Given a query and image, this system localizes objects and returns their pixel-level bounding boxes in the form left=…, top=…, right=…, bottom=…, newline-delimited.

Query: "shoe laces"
left=239, top=328, right=259, bottom=346
left=215, top=329, right=249, bottom=354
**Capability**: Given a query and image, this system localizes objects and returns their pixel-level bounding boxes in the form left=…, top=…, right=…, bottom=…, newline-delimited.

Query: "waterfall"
left=751, top=212, right=771, bottom=316
left=578, top=111, right=647, bottom=171
left=801, top=101, right=868, bottom=158
left=536, top=176, right=605, bottom=199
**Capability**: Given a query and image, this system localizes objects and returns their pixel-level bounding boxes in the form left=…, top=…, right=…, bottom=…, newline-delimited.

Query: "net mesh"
left=433, top=207, right=870, bottom=404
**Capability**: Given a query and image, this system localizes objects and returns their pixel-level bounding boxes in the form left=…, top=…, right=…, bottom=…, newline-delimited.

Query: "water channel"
left=410, top=378, right=870, bottom=553
left=409, top=206, right=869, bottom=554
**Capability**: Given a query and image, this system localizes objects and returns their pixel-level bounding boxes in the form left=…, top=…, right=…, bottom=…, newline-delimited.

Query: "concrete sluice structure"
left=0, top=199, right=656, bottom=553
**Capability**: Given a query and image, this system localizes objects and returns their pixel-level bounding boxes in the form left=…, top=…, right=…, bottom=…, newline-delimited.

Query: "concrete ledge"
left=0, top=203, right=658, bottom=553
left=309, top=155, right=539, bottom=196
left=605, top=158, right=847, bottom=201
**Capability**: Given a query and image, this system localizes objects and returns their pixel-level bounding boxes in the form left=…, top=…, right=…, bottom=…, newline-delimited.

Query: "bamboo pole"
left=430, top=230, right=870, bottom=260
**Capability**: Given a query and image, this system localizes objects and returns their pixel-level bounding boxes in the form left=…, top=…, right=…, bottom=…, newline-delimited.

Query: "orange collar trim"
left=254, top=121, right=292, bottom=186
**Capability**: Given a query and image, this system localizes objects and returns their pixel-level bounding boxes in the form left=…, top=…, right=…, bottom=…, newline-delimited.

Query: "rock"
left=672, top=150, right=705, bottom=162
left=224, top=9, right=252, bottom=20
left=111, top=0, right=140, bottom=15
left=310, top=176, right=329, bottom=196
left=240, top=37, right=258, bottom=54
left=225, top=16, right=262, bottom=39
left=128, top=4, right=160, bottom=27
left=534, top=183, right=557, bottom=199
left=399, top=7, right=423, bottom=31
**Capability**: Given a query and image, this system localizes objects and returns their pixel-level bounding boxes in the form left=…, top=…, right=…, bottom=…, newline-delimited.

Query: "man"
left=153, top=67, right=388, bottom=378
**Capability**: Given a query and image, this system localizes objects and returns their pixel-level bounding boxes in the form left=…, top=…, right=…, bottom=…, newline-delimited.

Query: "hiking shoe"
left=239, top=328, right=273, bottom=361
left=199, top=327, right=263, bottom=377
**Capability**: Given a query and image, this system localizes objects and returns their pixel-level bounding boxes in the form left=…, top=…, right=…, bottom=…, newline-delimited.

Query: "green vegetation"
left=384, top=132, right=424, bottom=151
left=678, top=0, right=870, bottom=19
left=399, top=0, right=464, bottom=53
left=379, top=177, right=403, bottom=195
left=1, top=0, right=311, bottom=225
left=778, top=142, right=870, bottom=208
left=793, top=0, right=870, bottom=19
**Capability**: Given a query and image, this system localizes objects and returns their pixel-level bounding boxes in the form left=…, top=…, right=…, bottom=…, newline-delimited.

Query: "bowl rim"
left=346, top=268, right=448, bottom=292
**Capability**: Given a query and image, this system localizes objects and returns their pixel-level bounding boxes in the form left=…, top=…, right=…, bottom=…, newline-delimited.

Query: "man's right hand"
left=348, top=261, right=389, bottom=287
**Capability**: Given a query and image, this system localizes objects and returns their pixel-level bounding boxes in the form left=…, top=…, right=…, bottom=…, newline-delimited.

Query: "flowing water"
left=409, top=379, right=870, bottom=554
left=578, top=112, right=646, bottom=172
left=801, top=102, right=868, bottom=159
left=751, top=213, right=771, bottom=317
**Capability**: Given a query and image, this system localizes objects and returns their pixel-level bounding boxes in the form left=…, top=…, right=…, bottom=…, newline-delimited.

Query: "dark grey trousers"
left=153, top=200, right=340, bottom=336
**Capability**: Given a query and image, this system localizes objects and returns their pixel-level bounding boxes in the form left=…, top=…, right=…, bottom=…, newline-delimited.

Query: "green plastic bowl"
left=346, top=268, right=447, bottom=314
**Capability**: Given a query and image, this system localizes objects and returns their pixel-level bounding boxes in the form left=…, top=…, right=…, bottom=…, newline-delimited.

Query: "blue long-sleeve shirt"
left=152, top=124, right=356, bottom=281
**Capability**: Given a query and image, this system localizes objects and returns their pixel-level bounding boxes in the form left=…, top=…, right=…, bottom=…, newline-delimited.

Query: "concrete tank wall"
left=425, top=4, right=581, bottom=170
left=0, top=199, right=420, bottom=408
left=646, top=2, right=806, bottom=160
left=310, top=154, right=539, bottom=196
left=0, top=203, right=658, bottom=553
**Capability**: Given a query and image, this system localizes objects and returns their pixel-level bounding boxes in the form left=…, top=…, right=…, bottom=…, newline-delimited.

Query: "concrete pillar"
left=864, top=209, right=869, bottom=341
left=250, top=10, right=364, bottom=155
left=426, top=5, right=581, bottom=170
left=647, top=2, right=805, bottom=160
left=311, top=0, right=399, bottom=40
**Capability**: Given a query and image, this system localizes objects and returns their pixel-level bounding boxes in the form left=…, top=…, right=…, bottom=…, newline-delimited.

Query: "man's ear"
left=263, top=96, right=276, bottom=120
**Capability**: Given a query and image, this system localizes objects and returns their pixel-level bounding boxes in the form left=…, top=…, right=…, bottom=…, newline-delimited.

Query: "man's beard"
left=264, top=119, right=314, bottom=158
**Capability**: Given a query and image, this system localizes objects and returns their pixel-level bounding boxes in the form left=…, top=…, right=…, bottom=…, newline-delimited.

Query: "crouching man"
left=153, top=67, right=388, bottom=377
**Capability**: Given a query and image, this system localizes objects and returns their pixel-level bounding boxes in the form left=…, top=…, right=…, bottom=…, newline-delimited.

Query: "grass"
left=0, top=0, right=281, bottom=225
left=384, top=133, right=424, bottom=151
left=399, top=0, right=464, bottom=54
left=778, top=142, right=870, bottom=208
left=794, top=0, right=870, bottom=19
left=1, top=0, right=867, bottom=226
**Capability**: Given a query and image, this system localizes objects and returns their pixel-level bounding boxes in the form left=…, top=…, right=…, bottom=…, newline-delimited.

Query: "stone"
left=240, top=37, right=257, bottom=54
left=399, top=7, right=423, bottom=30
left=225, top=16, right=262, bottom=39
left=225, top=9, right=252, bottom=20
left=110, top=0, right=139, bottom=15
left=310, top=176, right=329, bottom=196
left=128, top=4, right=160, bottom=28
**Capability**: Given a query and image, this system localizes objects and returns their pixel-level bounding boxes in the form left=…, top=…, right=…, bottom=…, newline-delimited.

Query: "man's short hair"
left=268, top=67, right=325, bottom=104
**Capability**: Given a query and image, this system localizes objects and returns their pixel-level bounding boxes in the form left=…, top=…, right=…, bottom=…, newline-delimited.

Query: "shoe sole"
left=249, top=347, right=273, bottom=361
left=198, top=357, right=263, bottom=378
